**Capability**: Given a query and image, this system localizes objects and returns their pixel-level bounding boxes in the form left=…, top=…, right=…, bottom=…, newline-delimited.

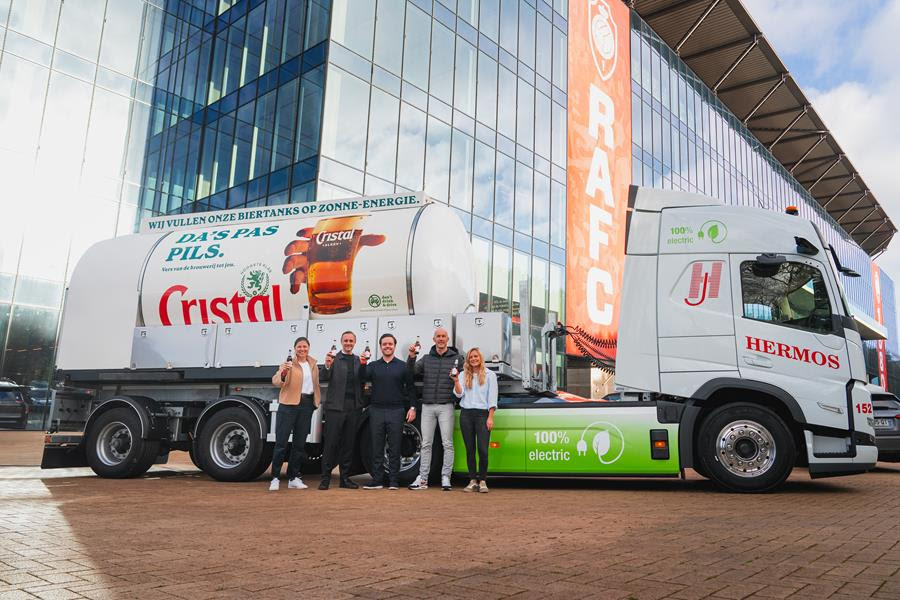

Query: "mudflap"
left=41, top=435, right=88, bottom=469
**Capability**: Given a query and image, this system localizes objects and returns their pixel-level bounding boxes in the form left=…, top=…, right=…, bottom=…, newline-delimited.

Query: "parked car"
left=0, top=379, right=32, bottom=429
left=871, top=386, right=900, bottom=462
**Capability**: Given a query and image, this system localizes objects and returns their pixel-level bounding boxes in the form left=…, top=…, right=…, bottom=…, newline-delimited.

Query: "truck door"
left=729, top=254, right=851, bottom=431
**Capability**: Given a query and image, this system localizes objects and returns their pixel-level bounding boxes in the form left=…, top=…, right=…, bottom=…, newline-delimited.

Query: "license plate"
left=874, top=418, right=893, bottom=428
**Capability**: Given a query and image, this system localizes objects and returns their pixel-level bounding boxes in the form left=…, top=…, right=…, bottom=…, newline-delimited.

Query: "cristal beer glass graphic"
left=286, top=215, right=385, bottom=314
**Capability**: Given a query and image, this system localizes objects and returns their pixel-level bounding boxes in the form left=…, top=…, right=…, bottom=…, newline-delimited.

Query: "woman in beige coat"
left=269, top=337, right=321, bottom=491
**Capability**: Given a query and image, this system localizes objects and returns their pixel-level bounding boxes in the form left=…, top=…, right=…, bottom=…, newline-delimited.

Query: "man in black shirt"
left=318, top=331, right=366, bottom=490
left=362, top=333, right=416, bottom=490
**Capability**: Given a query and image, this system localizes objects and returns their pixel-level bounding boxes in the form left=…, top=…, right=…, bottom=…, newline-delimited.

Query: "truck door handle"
left=743, top=354, right=772, bottom=368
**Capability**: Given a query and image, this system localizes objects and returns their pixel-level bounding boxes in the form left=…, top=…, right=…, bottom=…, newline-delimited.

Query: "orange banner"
left=872, top=262, right=888, bottom=390
left=566, top=0, right=632, bottom=355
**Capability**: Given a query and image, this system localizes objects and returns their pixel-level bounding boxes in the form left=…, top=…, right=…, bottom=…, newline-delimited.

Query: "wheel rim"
left=209, top=421, right=251, bottom=470
left=715, top=420, right=776, bottom=478
left=96, top=421, right=132, bottom=466
left=386, top=423, right=421, bottom=474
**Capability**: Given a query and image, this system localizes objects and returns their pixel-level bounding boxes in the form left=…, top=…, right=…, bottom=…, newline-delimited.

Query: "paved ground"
left=1, top=431, right=899, bottom=599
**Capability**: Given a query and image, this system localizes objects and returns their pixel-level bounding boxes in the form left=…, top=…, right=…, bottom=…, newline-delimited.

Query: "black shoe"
left=318, top=477, right=331, bottom=490
left=362, top=479, right=384, bottom=489
left=339, top=478, right=359, bottom=489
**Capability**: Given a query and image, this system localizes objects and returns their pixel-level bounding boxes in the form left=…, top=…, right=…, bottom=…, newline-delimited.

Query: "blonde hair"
left=463, top=348, right=486, bottom=389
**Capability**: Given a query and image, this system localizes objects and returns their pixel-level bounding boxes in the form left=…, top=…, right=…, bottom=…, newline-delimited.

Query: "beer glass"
left=306, top=215, right=366, bottom=314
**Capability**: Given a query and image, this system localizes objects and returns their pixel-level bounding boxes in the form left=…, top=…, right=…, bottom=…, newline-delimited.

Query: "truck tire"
left=247, top=443, right=274, bottom=481
left=196, top=407, right=266, bottom=482
left=85, top=407, right=159, bottom=478
left=358, top=421, right=422, bottom=486
left=696, top=403, right=795, bottom=493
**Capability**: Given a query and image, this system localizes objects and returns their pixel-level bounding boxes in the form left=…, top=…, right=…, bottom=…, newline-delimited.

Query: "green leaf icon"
left=708, top=224, right=719, bottom=240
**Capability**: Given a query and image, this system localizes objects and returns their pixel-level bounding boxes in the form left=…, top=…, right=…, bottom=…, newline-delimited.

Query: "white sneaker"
left=408, top=476, right=428, bottom=490
left=269, top=478, right=280, bottom=491
left=441, top=476, right=451, bottom=491
left=288, top=477, right=307, bottom=490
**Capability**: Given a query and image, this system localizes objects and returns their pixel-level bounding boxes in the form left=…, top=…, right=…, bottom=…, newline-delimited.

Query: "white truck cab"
left=616, top=187, right=876, bottom=490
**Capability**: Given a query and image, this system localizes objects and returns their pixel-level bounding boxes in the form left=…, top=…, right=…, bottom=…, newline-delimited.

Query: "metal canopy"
left=634, top=0, right=895, bottom=256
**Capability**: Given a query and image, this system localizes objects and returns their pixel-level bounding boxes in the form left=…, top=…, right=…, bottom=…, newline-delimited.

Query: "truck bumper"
left=40, top=434, right=88, bottom=469
left=808, top=444, right=877, bottom=479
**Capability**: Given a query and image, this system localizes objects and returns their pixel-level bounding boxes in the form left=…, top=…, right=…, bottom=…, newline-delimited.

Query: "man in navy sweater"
left=362, top=333, right=416, bottom=490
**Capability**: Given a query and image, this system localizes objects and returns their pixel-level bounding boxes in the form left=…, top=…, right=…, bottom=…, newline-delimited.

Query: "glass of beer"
left=306, top=215, right=366, bottom=314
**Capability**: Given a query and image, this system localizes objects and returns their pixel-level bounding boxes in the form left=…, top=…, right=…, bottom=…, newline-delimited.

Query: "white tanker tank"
left=57, top=193, right=476, bottom=371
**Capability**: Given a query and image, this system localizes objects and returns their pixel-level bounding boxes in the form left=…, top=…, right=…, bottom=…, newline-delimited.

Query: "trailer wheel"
left=85, top=407, right=159, bottom=478
left=697, top=403, right=795, bottom=493
left=196, top=407, right=266, bottom=482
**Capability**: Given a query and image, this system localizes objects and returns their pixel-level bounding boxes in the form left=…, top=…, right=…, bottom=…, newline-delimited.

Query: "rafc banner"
left=872, top=263, right=889, bottom=390
left=566, top=0, right=632, bottom=354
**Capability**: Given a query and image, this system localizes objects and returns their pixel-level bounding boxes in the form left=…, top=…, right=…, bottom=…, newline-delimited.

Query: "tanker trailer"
left=42, top=193, right=489, bottom=483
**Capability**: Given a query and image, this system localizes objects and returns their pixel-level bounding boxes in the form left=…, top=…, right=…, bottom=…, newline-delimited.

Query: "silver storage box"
left=306, top=318, right=378, bottom=362
left=454, top=312, right=512, bottom=366
left=131, top=324, right=218, bottom=369
left=215, top=320, right=308, bottom=368
left=377, top=314, right=453, bottom=357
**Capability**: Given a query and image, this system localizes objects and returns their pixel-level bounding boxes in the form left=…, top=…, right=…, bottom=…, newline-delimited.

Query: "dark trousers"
left=322, top=409, right=357, bottom=480
left=271, top=399, right=315, bottom=480
left=369, top=406, right=404, bottom=486
left=460, top=408, right=490, bottom=480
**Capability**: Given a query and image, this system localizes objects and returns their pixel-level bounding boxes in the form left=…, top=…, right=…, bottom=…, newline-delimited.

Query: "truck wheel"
left=196, top=407, right=265, bottom=482
left=247, top=443, right=274, bottom=481
left=188, top=445, right=204, bottom=471
left=697, top=403, right=795, bottom=493
left=86, top=407, right=159, bottom=478
left=358, top=422, right=422, bottom=486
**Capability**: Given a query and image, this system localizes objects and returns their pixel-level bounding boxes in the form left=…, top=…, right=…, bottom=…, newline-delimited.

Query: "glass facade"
left=0, top=0, right=163, bottom=427
left=630, top=13, right=898, bottom=388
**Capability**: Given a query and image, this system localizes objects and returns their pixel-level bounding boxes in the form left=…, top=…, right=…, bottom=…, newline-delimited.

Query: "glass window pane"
left=272, top=79, right=298, bottom=171
left=533, top=173, right=550, bottom=241
left=480, top=0, right=499, bottom=41
left=492, top=243, right=511, bottom=313
left=515, top=162, right=532, bottom=234
left=56, top=0, right=105, bottom=59
left=497, top=66, right=516, bottom=139
left=536, top=15, right=552, bottom=81
left=320, top=67, right=370, bottom=169
left=459, top=0, right=479, bottom=27
left=532, top=256, right=548, bottom=310
left=473, top=236, right=491, bottom=311
left=261, top=0, right=287, bottom=73
left=2, top=305, right=59, bottom=389
left=518, top=2, right=535, bottom=69
left=454, top=39, right=477, bottom=116
left=430, top=21, right=454, bottom=104
left=552, top=26, right=566, bottom=89
left=305, top=0, right=330, bottom=50
left=424, top=116, right=451, bottom=202
left=549, top=263, right=564, bottom=319
left=551, top=100, right=566, bottom=167
left=0, top=55, right=49, bottom=154
left=495, top=152, right=514, bottom=225
left=38, top=72, right=92, bottom=177
left=476, top=52, right=497, bottom=129
left=535, top=92, right=551, bottom=159
left=403, top=6, right=431, bottom=90
left=366, top=88, right=400, bottom=181
left=84, top=88, right=131, bottom=180
left=550, top=180, right=566, bottom=247
left=374, top=0, right=405, bottom=74
left=450, top=129, right=474, bottom=211
left=243, top=4, right=266, bottom=84
left=331, top=0, right=375, bottom=59
left=499, top=0, right=518, bottom=56
left=294, top=65, right=325, bottom=162
left=473, top=141, right=495, bottom=219
left=516, top=79, right=534, bottom=149
left=8, top=0, right=60, bottom=45
left=396, top=102, right=427, bottom=191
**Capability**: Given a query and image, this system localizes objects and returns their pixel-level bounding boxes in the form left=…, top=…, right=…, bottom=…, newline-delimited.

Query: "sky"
left=743, top=0, right=900, bottom=289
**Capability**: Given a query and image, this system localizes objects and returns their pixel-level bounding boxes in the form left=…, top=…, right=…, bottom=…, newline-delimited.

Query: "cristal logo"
left=315, top=230, right=354, bottom=244
left=684, top=261, right=723, bottom=307
left=589, top=0, right=617, bottom=81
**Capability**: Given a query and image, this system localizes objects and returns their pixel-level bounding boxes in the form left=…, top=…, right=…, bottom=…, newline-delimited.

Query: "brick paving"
left=0, top=432, right=898, bottom=599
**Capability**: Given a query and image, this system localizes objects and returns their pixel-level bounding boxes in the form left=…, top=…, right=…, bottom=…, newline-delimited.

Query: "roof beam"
left=799, top=173, right=851, bottom=186
left=859, top=221, right=890, bottom=246
left=642, top=0, right=712, bottom=21
left=768, top=106, right=808, bottom=151
left=849, top=208, right=881, bottom=235
left=713, top=36, right=759, bottom=91
left=807, top=155, right=843, bottom=192
left=680, top=35, right=759, bottom=62
left=822, top=175, right=857, bottom=209
left=789, top=135, right=827, bottom=175
left=872, top=234, right=894, bottom=256
left=837, top=191, right=870, bottom=224
left=747, top=105, right=810, bottom=122
left=742, top=75, right=786, bottom=122
left=786, top=153, right=836, bottom=172
left=770, top=131, right=829, bottom=146
left=720, top=72, right=785, bottom=94
left=676, top=0, right=722, bottom=53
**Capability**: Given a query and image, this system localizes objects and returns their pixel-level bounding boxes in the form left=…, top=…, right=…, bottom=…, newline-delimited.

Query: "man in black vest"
left=318, top=331, right=366, bottom=490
